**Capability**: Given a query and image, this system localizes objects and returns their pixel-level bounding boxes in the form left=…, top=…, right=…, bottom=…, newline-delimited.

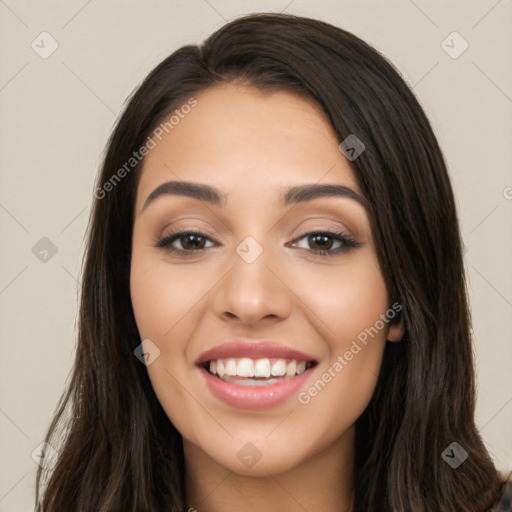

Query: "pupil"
left=310, top=234, right=332, bottom=250
left=183, top=234, right=203, bottom=250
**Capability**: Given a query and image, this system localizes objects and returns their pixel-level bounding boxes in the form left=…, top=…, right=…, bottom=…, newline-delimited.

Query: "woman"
left=35, top=12, right=511, bottom=511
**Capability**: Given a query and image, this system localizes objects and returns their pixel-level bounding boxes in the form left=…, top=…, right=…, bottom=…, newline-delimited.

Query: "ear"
left=387, top=322, right=404, bottom=343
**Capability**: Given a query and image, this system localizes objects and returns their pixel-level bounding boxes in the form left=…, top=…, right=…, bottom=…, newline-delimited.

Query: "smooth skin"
left=130, top=82, right=404, bottom=512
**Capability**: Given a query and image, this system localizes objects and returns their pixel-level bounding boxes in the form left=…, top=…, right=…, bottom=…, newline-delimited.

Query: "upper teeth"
left=209, top=358, right=308, bottom=378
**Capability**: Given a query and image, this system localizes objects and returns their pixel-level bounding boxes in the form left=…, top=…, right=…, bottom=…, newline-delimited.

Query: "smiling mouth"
left=199, top=357, right=317, bottom=386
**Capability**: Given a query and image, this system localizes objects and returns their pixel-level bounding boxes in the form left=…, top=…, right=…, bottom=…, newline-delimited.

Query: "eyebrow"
left=140, top=180, right=368, bottom=212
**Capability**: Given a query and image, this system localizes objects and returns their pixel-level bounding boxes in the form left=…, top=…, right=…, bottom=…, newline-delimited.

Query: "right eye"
left=156, top=230, right=218, bottom=255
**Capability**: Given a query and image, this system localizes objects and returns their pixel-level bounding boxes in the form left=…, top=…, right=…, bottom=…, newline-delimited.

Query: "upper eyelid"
left=158, top=218, right=356, bottom=237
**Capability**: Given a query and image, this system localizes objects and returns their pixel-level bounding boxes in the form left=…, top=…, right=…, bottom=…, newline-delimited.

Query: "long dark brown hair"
left=35, top=12, right=510, bottom=511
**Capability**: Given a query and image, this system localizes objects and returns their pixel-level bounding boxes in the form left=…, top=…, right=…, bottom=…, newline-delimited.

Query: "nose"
left=212, top=243, right=293, bottom=326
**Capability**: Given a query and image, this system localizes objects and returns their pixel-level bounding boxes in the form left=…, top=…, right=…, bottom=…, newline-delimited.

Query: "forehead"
left=136, top=82, right=359, bottom=206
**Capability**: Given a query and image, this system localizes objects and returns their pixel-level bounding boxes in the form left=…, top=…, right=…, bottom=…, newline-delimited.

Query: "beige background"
left=1, top=1, right=511, bottom=509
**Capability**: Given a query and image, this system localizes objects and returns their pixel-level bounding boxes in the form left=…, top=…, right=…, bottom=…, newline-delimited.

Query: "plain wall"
left=0, top=1, right=511, bottom=509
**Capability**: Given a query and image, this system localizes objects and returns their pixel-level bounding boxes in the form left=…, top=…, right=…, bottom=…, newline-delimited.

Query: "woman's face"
left=130, top=82, right=403, bottom=476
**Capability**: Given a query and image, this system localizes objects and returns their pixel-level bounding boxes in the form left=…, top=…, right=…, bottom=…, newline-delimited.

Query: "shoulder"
left=488, top=480, right=512, bottom=511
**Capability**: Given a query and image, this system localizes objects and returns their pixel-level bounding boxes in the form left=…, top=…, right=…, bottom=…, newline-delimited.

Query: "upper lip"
left=195, top=340, right=318, bottom=365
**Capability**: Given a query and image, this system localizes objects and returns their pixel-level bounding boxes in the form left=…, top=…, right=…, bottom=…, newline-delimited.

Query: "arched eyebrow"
left=141, top=181, right=226, bottom=211
left=140, top=180, right=368, bottom=213
left=282, top=183, right=368, bottom=209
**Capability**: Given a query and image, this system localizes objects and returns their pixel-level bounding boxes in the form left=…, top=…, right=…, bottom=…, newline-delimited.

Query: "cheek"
left=292, top=252, right=389, bottom=351
left=130, top=248, right=209, bottom=340
left=129, top=250, right=204, bottom=432
left=291, top=254, right=389, bottom=422
left=129, top=243, right=220, bottom=416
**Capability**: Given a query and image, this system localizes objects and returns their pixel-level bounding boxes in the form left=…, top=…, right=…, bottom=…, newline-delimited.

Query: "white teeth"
left=286, top=360, right=297, bottom=377
left=225, top=358, right=237, bottom=376
left=206, top=357, right=312, bottom=380
left=237, top=358, right=254, bottom=377
left=271, top=359, right=287, bottom=377
left=254, top=358, right=271, bottom=378
left=296, top=361, right=306, bottom=375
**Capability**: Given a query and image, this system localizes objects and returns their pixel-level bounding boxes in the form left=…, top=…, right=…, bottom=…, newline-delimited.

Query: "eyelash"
left=155, top=228, right=361, bottom=257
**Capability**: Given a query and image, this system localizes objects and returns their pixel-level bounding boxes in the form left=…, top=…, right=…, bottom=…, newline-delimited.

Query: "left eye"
left=293, top=232, right=346, bottom=251
left=289, top=230, right=359, bottom=256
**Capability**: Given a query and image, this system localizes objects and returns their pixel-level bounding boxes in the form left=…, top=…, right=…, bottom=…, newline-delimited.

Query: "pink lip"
left=195, top=341, right=318, bottom=410
left=195, top=340, right=317, bottom=365
left=198, top=365, right=314, bottom=410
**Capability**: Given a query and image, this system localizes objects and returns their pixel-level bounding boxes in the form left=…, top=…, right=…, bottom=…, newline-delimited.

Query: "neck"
left=184, top=427, right=355, bottom=512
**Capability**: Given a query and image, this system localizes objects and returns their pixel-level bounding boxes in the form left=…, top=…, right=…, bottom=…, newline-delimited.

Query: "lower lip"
left=198, top=366, right=314, bottom=410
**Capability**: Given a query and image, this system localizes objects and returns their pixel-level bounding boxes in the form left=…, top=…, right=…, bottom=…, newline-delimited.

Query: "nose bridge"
left=212, top=233, right=293, bottom=324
